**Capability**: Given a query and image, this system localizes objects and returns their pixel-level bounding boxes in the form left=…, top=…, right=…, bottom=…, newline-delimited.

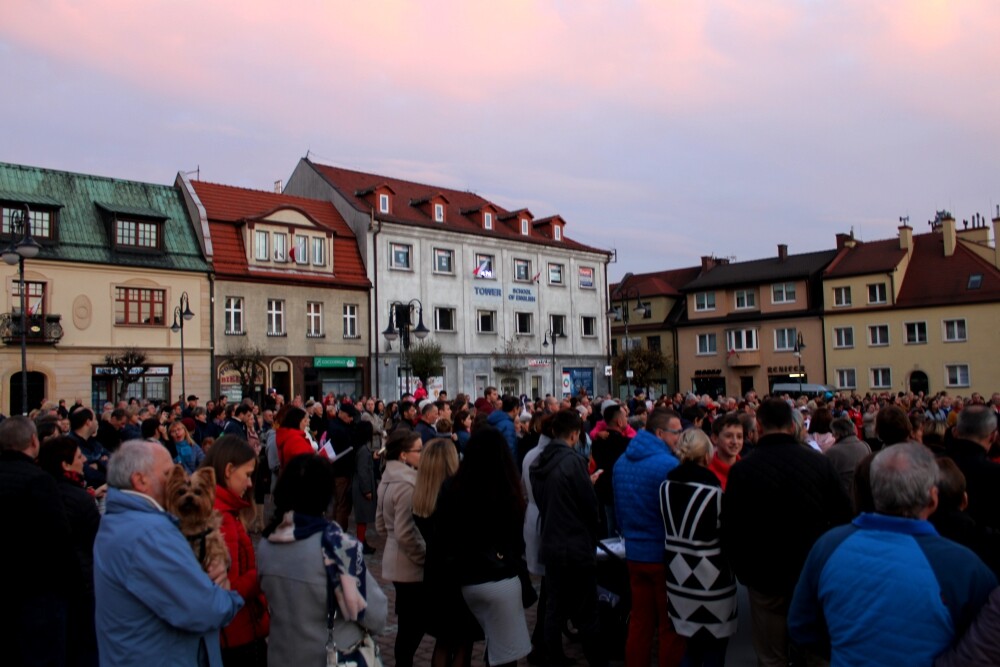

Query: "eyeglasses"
left=664, top=428, right=683, bottom=435
left=404, top=447, right=423, bottom=454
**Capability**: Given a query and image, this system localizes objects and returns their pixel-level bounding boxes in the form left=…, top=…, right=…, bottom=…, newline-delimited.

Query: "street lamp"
left=382, top=299, right=429, bottom=399
left=793, top=332, right=806, bottom=396
left=170, top=291, right=195, bottom=402
left=2, top=205, right=42, bottom=415
left=608, top=273, right=647, bottom=399
left=542, top=329, right=563, bottom=398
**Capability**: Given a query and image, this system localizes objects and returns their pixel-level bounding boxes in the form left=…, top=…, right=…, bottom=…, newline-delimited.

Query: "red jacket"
left=215, top=484, right=269, bottom=647
left=276, top=427, right=314, bottom=468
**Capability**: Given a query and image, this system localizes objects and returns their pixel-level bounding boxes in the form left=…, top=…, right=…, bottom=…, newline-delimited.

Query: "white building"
left=285, top=159, right=612, bottom=400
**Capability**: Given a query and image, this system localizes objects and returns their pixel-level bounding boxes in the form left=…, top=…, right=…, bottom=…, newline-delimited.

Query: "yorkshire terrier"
left=164, top=465, right=230, bottom=572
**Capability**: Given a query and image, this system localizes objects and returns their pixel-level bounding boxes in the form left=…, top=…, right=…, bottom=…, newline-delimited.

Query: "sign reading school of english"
left=471, top=284, right=537, bottom=305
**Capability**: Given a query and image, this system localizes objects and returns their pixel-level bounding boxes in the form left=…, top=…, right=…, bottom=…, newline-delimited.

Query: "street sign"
left=625, top=370, right=634, bottom=378
left=604, top=365, right=613, bottom=376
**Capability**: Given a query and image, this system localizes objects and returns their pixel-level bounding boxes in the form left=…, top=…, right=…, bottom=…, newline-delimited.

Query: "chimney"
left=274, top=180, right=283, bottom=194
left=700, top=255, right=716, bottom=272
left=993, top=206, right=1000, bottom=269
left=777, top=244, right=788, bottom=262
left=942, top=213, right=956, bottom=256
left=898, top=223, right=912, bottom=251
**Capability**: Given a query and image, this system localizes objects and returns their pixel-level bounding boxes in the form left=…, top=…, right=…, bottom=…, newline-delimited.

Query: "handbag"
left=326, top=625, right=382, bottom=667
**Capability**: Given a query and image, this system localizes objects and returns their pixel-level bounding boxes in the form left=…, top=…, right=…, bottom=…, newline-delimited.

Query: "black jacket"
left=326, top=417, right=358, bottom=478
left=721, top=432, right=852, bottom=597
left=591, top=430, right=630, bottom=506
left=946, top=438, right=1000, bottom=531
left=530, top=439, right=600, bottom=566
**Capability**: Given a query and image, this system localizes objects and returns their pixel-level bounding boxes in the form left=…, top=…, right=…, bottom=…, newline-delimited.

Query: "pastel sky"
left=2, top=0, right=998, bottom=280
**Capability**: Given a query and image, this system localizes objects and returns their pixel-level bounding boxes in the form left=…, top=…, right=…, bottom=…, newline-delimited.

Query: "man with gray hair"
left=945, top=404, right=1000, bottom=530
left=790, top=442, right=996, bottom=665
left=94, top=440, right=242, bottom=666
left=824, top=417, right=871, bottom=496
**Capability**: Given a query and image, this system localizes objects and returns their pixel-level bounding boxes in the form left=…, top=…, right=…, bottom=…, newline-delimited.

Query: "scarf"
left=267, top=511, right=367, bottom=624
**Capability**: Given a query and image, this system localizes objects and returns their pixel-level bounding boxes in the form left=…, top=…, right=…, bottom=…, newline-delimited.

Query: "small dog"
left=164, top=465, right=230, bottom=572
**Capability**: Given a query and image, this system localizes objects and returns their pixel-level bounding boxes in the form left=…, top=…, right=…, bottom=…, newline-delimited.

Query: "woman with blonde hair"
left=659, top=428, right=737, bottom=666
left=168, top=419, right=205, bottom=473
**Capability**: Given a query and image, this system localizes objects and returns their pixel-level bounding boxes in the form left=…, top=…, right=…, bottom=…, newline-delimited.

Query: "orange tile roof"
left=823, top=237, right=907, bottom=278
left=612, top=266, right=702, bottom=298
left=896, top=233, right=1000, bottom=307
left=306, top=160, right=610, bottom=256
left=192, top=181, right=369, bottom=289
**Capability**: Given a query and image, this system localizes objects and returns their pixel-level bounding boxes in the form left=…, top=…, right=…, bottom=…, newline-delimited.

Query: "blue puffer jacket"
left=613, top=429, right=680, bottom=562
left=94, top=488, right=243, bottom=667
left=486, top=410, right=517, bottom=457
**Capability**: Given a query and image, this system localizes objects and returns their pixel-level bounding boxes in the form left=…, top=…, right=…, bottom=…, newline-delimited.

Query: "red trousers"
left=625, top=561, right=686, bottom=667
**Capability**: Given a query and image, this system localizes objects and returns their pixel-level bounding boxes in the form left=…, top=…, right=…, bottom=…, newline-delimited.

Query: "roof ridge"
left=0, top=161, right=175, bottom=191
left=308, top=159, right=487, bottom=202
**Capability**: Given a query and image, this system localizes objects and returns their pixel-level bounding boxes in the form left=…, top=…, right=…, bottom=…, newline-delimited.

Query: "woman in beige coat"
left=376, top=429, right=426, bottom=667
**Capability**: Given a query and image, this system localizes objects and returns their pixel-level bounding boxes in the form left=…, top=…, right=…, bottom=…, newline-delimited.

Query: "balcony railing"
left=0, top=313, right=64, bottom=345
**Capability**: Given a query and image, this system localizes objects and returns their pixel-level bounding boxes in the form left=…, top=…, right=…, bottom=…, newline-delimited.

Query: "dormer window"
left=434, top=203, right=445, bottom=222
left=2, top=206, right=55, bottom=240
left=968, top=274, right=983, bottom=289
left=379, top=194, right=390, bottom=214
left=521, top=218, right=529, bottom=236
left=273, top=233, right=288, bottom=262
left=553, top=225, right=562, bottom=241
left=116, top=219, right=160, bottom=250
left=484, top=212, right=493, bottom=230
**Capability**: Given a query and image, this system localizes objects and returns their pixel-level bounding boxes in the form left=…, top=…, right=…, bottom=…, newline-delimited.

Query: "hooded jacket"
left=276, top=427, right=314, bottom=468
left=530, top=438, right=600, bottom=566
left=487, top=409, right=517, bottom=456
left=215, top=485, right=269, bottom=649
left=612, top=428, right=680, bottom=562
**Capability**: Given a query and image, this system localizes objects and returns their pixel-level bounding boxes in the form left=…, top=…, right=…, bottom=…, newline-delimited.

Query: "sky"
left=2, top=0, right=999, bottom=282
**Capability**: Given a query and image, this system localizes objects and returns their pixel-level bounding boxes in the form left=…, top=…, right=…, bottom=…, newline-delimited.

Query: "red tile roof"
left=611, top=266, right=702, bottom=298
left=306, top=160, right=610, bottom=256
left=823, top=237, right=907, bottom=278
left=896, top=233, right=1000, bottom=307
left=191, top=181, right=369, bottom=289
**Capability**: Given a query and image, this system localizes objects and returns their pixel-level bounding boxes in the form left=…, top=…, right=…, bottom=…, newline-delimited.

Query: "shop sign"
left=694, top=369, right=723, bottom=376
left=579, top=267, right=594, bottom=288
left=94, top=365, right=171, bottom=376
left=314, top=356, right=357, bottom=369
left=767, top=365, right=805, bottom=374
left=506, top=285, right=537, bottom=303
left=528, top=358, right=551, bottom=368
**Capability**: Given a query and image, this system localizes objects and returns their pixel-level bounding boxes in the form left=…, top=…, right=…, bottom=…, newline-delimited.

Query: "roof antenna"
left=183, top=165, right=200, bottom=181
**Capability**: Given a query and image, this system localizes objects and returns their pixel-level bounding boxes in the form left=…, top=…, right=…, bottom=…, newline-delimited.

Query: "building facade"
left=284, top=159, right=612, bottom=400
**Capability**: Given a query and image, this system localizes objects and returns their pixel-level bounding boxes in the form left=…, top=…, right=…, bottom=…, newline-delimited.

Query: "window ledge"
left=266, top=332, right=287, bottom=337
left=307, top=334, right=326, bottom=339
left=225, top=330, right=246, bottom=336
left=342, top=335, right=361, bottom=340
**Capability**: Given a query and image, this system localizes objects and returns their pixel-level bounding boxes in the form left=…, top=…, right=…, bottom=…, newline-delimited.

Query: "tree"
left=406, top=340, right=443, bottom=385
left=491, top=336, right=527, bottom=376
left=612, top=346, right=670, bottom=392
left=226, top=341, right=266, bottom=399
left=104, top=347, right=149, bottom=400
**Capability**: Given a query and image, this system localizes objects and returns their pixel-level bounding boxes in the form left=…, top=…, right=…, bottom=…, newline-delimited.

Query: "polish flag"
left=473, top=259, right=490, bottom=277
left=289, top=246, right=296, bottom=262
left=531, top=270, right=542, bottom=283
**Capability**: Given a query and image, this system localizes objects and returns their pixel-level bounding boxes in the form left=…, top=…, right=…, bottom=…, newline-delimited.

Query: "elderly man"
left=790, top=443, right=997, bottom=665
left=94, top=440, right=242, bottom=666
left=945, top=405, right=1000, bottom=530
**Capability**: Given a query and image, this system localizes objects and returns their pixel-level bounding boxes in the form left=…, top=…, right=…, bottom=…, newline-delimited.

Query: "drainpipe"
left=371, top=209, right=382, bottom=396
left=209, top=273, right=216, bottom=399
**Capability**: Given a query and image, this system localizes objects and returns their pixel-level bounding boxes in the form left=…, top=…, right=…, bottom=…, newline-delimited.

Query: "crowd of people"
left=2, top=384, right=1000, bottom=666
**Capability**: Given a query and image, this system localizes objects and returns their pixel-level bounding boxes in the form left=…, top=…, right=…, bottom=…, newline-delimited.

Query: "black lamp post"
left=382, top=299, right=429, bottom=400
left=2, top=205, right=42, bottom=415
left=170, top=291, right=195, bottom=402
left=608, top=273, right=647, bottom=399
left=793, top=332, right=806, bottom=396
left=543, top=329, right=562, bottom=398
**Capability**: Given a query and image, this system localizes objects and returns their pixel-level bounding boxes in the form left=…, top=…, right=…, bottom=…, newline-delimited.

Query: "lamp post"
left=543, top=329, right=562, bottom=398
left=793, top=332, right=806, bottom=396
left=608, top=273, right=647, bottom=399
left=381, top=299, right=429, bottom=400
left=2, top=205, right=42, bottom=415
left=170, top=291, right=195, bottom=403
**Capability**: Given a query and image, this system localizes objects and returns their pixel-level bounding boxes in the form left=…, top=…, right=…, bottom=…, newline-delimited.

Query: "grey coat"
left=257, top=532, right=387, bottom=666
left=824, top=435, right=872, bottom=497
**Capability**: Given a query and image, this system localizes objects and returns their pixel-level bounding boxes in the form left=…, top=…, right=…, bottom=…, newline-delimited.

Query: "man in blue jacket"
left=487, top=394, right=519, bottom=457
left=789, top=442, right=997, bottom=666
left=94, top=440, right=243, bottom=666
left=612, top=408, right=686, bottom=666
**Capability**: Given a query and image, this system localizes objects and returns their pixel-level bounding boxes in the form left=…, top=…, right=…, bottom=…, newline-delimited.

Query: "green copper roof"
left=0, top=162, right=208, bottom=272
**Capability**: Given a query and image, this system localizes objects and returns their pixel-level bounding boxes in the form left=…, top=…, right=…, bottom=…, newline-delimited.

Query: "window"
left=582, top=316, right=597, bottom=337
left=968, top=274, right=983, bottom=289
left=2, top=207, right=53, bottom=239
left=944, top=319, right=967, bottom=342
left=550, top=315, right=566, bottom=337
left=520, top=218, right=529, bottom=235
left=379, top=194, right=390, bottom=214
left=867, top=283, right=887, bottom=304
left=307, top=302, right=324, bottom=337
left=836, top=369, right=857, bottom=390
left=905, top=322, right=927, bottom=345
left=514, top=259, right=531, bottom=282
left=834, top=286, right=851, bottom=307
left=868, top=325, right=889, bottom=346
left=697, top=333, right=717, bottom=355
left=515, top=312, right=533, bottom=335
left=474, top=253, right=495, bottom=279
left=579, top=267, right=596, bottom=289
left=833, top=327, right=854, bottom=349
left=772, top=282, right=796, bottom=304
left=342, top=304, right=358, bottom=339
left=554, top=225, right=562, bottom=241
left=114, top=287, right=165, bottom=326
left=946, top=364, right=970, bottom=388
left=870, top=367, right=892, bottom=389
left=273, top=233, right=287, bottom=262
left=435, top=307, right=455, bottom=332
left=254, top=230, right=269, bottom=261
left=11, top=281, right=44, bottom=316
left=638, top=302, right=651, bottom=319
left=484, top=212, right=493, bottom=230
left=477, top=310, right=497, bottom=333
left=312, top=237, right=325, bottom=266
left=434, top=203, right=444, bottom=222
left=294, top=235, right=308, bottom=264
left=267, top=299, right=285, bottom=336
left=116, top=219, right=159, bottom=249
left=774, top=327, right=797, bottom=351
left=434, top=248, right=454, bottom=274
left=390, top=243, right=411, bottom=270
left=224, top=297, right=244, bottom=335
left=647, top=336, right=661, bottom=352
left=735, top=290, right=756, bottom=309
left=548, top=263, right=564, bottom=285
left=694, top=292, right=716, bottom=312
left=726, top=328, right=758, bottom=351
